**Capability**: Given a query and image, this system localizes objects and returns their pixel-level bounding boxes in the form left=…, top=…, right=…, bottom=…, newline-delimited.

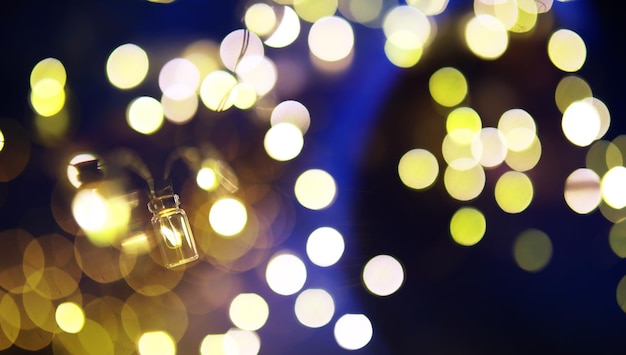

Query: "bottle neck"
left=148, top=194, right=180, bottom=215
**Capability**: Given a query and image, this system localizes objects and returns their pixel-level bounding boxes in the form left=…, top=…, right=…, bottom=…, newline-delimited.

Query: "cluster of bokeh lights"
left=1, top=0, right=625, bottom=353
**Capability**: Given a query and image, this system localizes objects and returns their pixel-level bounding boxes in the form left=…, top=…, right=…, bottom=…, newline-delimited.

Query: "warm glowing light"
left=384, top=36, right=423, bottom=68
left=446, top=107, right=482, bottom=144
left=548, top=29, right=587, bottom=72
left=271, top=100, right=311, bottom=134
left=383, top=5, right=431, bottom=50
left=498, top=108, right=536, bottom=152
left=429, top=67, right=468, bottom=108
left=229, top=293, right=269, bottom=331
left=159, top=57, right=200, bottom=100
left=55, top=302, right=85, bottom=334
left=161, top=93, right=198, bottom=125
left=449, top=207, right=486, bottom=246
left=406, top=0, right=449, bottom=15
left=562, top=100, right=600, bottom=147
left=294, top=169, right=337, bottom=210
left=138, top=331, right=176, bottom=355
left=554, top=75, right=592, bottom=114
left=237, top=56, right=277, bottom=96
left=199, top=334, right=225, bottom=355
left=196, top=166, right=218, bottom=191
left=72, top=187, right=132, bottom=246
left=513, top=229, right=552, bottom=272
left=601, top=166, right=626, bottom=209
left=306, top=226, right=345, bottom=267
left=465, top=15, right=508, bottom=59
left=295, top=288, right=335, bottom=328
left=232, top=83, right=258, bottom=110
left=494, top=171, right=533, bottom=213
left=264, top=122, right=304, bottom=161
left=443, top=164, right=486, bottom=201
left=471, top=127, right=508, bottom=168
left=610, top=220, right=626, bottom=258
left=0, top=130, right=4, bottom=152
left=209, top=197, right=248, bottom=237
left=442, top=133, right=480, bottom=170
left=294, top=0, right=338, bottom=23
left=584, top=97, right=610, bottom=140
left=504, top=135, right=542, bottom=172
left=264, top=6, right=301, bottom=48
left=362, top=254, right=404, bottom=296
left=30, top=57, right=67, bottom=92
left=334, top=314, right=373, bottom=350
left=266, top=252, right=307, bottom=296
left=339, top=0, right=384, bottom=24
left=106, top=43, right=149, bottom=89
left=199, top=70, right=237, bottom=111
left=308, top=16, right=354, bottom=62
left=223, top=329, right=261, bottom=355
left=127, top=96, right=164, bottom=135
left=220, top=29, right=265, bottom=74
left=245, top=3, right=278, bottom=36
left=67, top=153, right=98, bottom=188
left=30, top=79, right=66, bottom=117
left=564, top=168, right=601, bottom=214
left=398, top=148, right=439, bottom=190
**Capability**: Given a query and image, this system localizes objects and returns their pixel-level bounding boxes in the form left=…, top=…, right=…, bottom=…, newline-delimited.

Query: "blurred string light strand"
left=0, top=0, right=624, bottom=354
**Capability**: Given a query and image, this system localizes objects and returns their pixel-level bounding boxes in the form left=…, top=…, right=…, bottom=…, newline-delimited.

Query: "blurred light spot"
left=498, top=108, right=536, bottom=152
left=223, top=329, right=260, bottom=355
left=534, top=0, right=553, bottom=13
left=465, top=15, right=508, bottom=59
left=442, top=133, right=480, bottom=170
left=406, top=0, right=449, bottom=15
left=562, top=100, right=600, bottom=147
left=0, top=291, right=20, bottom=347
left=159, top=58, right=200, bottom=100
left=294, top=288, right=335, bottom=328
left=384, top=35, right=423, bottom=68
left=308, top=16, right=354, bottom=62
left=383, top=6, right=431, bottom=51
left=271, top=100, right=311, bottom=134
left=245, top=3, right=278, bottom=36
left=138, top=331, right=176, bottom=355
left=127, top=96, right=164, bottom=135
left=306, top=226, right=345, bottom=267
left=106, top=43, right=149, bottom=89
left=232, top=83, right=258, bottom=110
left=609, top=219, right=626, bottom=258
left=429, top=67, right=468, bottom=107
left=200, top=334, right=225, bottom=355
left=334, top=314, right=372, bottom=350
left=362, top=254, right=404, bottom=296
left=264, top=122, right=304, bottom=161
left=229, top=293, right=269, bottom=331
left=474, top=0, right=518, bottom=30
left=586, top=140, right=620, bottom=176
left=72, top=185, right=131, bottom=246
left=0, top=130, right=3, bottom=152
left=601, top=166, right=626, bottom=209
left=199, top=70, right=237, bottom=111
left=564, top=168, right=601, bottom=214
left=472, top=127, right=507, bottom=168
left=220, top=29, right=265, bottom=74
left=237, top=56, right=277, bottom=96
left=209, top=197, right=247, bottom=237
left=182, top=40, right=221, bottom=79
left=398, top=148, right=439, bottom=189
left=446, top=107, right=482, bottom=144
left=66, top=153, right=98, bottom=188
left=338, top=0, right=384, bottom=24
left=449, top=207, right=486, bottom=246
left=197, top=167, right=218, bottom=191
left=510, top=0, right=538, bottom=33
left=266, top=252, right=307, bottom=295
left=584, top=97, right=610, bottom=140
left=30, top=57, right=66, bottom=91
left=55, top=302, right=85, bottom=334
left=161, top=93, right=198, bottom=125
left=617, top=275, right=626, bottom=313
left=33, top=107, right=75, bottom=147
left=295, top=0, right=338, bottom=22
left=294, top=169, right=337, bottom=210
left=513, top=229, right=552, bottom=272
left=30, top=79, right=66, bottom=117
left=443, top=164, right=485, bottom=201
left=265, top=6, right=301, bottom=48
left=554, top=75, right=592, bottom=114
left=548, top=28, right=586, bottom=72
left=494, top=171, right=533, bottom=213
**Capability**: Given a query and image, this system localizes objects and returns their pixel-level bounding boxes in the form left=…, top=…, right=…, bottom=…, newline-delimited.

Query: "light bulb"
left=147, top=184, right=199, bottom=268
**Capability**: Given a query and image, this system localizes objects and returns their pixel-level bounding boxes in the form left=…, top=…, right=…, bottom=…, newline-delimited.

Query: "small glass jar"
left=147, top=188, right=199, bottom=268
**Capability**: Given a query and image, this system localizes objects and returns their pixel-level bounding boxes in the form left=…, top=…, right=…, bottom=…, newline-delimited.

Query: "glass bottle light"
left=147, top=183, right=199, bottom=268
